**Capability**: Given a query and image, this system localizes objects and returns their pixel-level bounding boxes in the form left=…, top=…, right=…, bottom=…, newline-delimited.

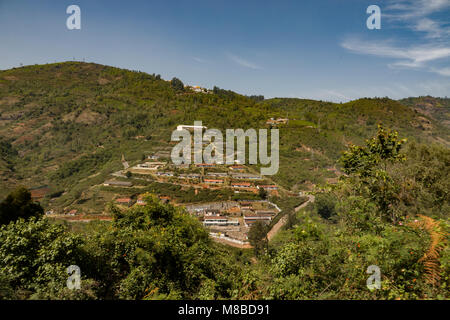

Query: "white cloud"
left=414, top=18, right=450, bottom=39
left=342, top=0, right=450, bottom=77
left=432, top=67, right=450, bottom=76
left=385, top=0, right=450, bottom=39
left=342, top=38, right=450, bottom=64
left=226, top=53, right=263, bottom=70
left=386, top=0, right=450, bottom=18
left=341, top=38, right=450, bottom=75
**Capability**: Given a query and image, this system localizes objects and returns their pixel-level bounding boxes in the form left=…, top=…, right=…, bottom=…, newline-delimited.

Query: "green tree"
left=258, top=187, right=268, bottom=200
left=0, top=217, right=87, bottom=298
left=0, top=187, right=44, bottom=225
left=171, top=77, right=184, bottom=91
left=97, top=195, right=236, bottom=299
left=248, top=221, right=269, bottom=255
left=341, top=125, right=406, bottom=178
left=315, top=193, right=337, bottom=220
left=339, top=125, right=407, bottom=223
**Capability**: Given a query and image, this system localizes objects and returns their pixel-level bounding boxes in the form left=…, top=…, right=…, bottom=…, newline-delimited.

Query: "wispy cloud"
left=226, top=53, right=263, bottom=70
left=432, top=66, right=450, bottom=76
left=413, top=18, right=450, bottom=39
left=193, top=57, right=209, bottom=64
left=342, top=38, right=450, bottom=68
left=341, top=0, right=450, bottom=76
left=385, top=0, right=450, bottom=17
left=385, top=0, right=450, bottom=39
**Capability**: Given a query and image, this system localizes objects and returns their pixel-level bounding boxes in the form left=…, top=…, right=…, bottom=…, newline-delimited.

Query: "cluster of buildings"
left=238, top=201, right=279, bottom=227
left=179, top=173, right=201, bottom=179
left=243, top=212, right=274, bottom=227
left=203, top=212, right=274, bottom=228
left=98, top=150, right=283, bottom=245
left=120, top=157, right=279, bottom=194
left=184, top=85, right=210, bottom=93
left=230, top=173, right=262, bottom=180
left=203, top=216, right=240, bottom=227
left=193, top=200, right=280, bottom=242
left=131, top=161, right=167, bottom=171
left=185, top=200, right=279, bottom=234
left=155, top=171, right=174, bottom=177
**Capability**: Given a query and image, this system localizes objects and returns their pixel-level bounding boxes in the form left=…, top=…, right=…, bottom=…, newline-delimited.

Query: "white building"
left=176, top=124, right=207, bottom=131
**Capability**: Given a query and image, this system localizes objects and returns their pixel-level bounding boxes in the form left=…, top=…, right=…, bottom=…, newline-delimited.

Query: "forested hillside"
left=1, top=62, right=448, bottom=207
left=0, top=62, right=448, bottom=300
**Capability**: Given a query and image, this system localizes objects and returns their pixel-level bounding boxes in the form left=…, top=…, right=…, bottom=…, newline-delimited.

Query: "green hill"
left=0, top=62, right=448, bottom=210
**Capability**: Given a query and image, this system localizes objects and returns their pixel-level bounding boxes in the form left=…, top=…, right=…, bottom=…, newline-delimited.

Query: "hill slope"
left=0, top=62, right=448, bottom=210
left=400, top=96, right=450, bottom=128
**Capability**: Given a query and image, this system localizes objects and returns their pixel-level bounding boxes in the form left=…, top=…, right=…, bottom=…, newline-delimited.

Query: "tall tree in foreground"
left=340, top=125, right=407, bottom=223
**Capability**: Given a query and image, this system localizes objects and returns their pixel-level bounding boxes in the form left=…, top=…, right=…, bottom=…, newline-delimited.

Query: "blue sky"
left=0, top=0, right=449, bottom=101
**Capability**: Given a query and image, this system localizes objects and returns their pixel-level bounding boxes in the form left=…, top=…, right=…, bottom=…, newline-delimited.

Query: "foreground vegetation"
left=0, top=127, right=448, bottom=300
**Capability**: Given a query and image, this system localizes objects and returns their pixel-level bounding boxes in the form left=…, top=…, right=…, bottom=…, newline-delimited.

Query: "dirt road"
left=267, top=194, right=315, bottom=241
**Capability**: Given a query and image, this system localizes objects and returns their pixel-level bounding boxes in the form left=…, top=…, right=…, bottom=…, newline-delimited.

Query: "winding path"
left=267, top=194, right=315, bottom=241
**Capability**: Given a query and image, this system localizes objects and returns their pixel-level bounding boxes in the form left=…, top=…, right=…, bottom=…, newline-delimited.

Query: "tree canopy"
left=171, top=77, right=184, bottom=91
left=0, top=187, right=43, bottom=225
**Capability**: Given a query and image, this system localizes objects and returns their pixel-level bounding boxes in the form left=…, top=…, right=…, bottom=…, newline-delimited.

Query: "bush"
left=315, top=193, right=337, bottom=220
